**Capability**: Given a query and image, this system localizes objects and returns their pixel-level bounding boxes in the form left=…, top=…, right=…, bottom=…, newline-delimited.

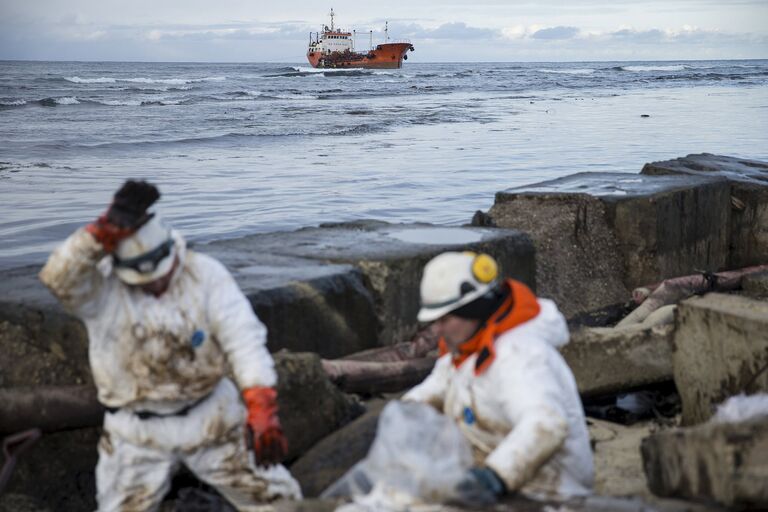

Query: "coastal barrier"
left=1, top=153, right=766, bottom=510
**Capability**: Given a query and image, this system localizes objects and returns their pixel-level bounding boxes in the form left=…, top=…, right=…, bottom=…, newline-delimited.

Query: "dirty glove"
left=86, top=180, right=160, bottom=253
left=242, top=386, right=288, bottom=466
left=453, top=466, right=506, bottom=507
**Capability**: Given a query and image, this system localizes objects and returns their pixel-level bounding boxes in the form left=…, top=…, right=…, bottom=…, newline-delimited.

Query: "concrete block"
left=225, top=221, right=536, bottom=346
left=642, top=153, right=768, bottom=268
left=673, top=293, right=768, bottom=425
left=742, top=270, right=768, bottom=299
left=487, top=172, right=730, bottom=318
left=641, top=418, right=768, bottom=509
left=563, top=324, right=673, bottom=397
left=195, top=245, right=379, bottom=358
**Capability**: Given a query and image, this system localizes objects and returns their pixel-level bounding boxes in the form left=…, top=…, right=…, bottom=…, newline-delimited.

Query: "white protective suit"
left=403, top=298, right=594, bottom=499
left=39, top=228, right=301, bottom=511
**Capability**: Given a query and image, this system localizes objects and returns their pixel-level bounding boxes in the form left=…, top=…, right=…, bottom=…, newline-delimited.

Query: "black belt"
left=105, top=392, right=211, bottom=420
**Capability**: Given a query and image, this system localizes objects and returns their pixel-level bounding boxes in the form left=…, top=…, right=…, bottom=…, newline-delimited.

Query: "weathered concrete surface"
left=485, top=173, right=730, bottom=319
left=673, top=293, right=768, bottom=426
left=210, top=221, right=536, bottom=346
left=642, top=153, right=768, bottom=268
left=564, top=323, right=673, bottom=397
left=195, top=247, right=378, bottom=358
left=641, top=418, right=768, bottom=509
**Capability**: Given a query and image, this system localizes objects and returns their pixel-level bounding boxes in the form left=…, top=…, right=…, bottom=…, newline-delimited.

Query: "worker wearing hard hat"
left=39, top=180, right=301, bottom=511
left=403, top=252, right=593, bottom=506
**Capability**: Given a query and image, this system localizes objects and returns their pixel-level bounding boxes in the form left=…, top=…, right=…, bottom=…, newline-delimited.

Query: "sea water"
left=1, top=60, right=767, bottom=269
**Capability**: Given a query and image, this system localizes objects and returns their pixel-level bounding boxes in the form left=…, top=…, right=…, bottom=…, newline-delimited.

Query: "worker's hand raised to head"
left=86, top=179, right=161, bottom=253
left=107, top=180, right=160, bottom=229
left=242, top=386, right=288, bottom=466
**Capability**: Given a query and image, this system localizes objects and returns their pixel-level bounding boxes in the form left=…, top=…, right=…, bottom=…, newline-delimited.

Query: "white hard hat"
left=113, top=216, right=176, bottom=285
left=417, top=251, right=500, bottom=323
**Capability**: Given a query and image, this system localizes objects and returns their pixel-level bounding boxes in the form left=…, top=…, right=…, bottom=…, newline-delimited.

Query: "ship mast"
left=385, top=21, right=389, bottom=42
left=329, top=8, right=335, bottom=31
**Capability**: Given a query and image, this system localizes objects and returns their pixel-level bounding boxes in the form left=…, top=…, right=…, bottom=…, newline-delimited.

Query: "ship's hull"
left=307, top=42, right=413, bottom=69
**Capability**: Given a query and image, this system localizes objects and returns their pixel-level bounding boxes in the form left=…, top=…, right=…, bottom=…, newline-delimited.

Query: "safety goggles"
left=113, top=238, right=174, bottom=274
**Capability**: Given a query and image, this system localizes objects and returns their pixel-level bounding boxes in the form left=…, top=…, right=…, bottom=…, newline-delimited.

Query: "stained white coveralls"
left=403, top=299, right=594, bottom=499
left=40, top=228, right=302, bottom=511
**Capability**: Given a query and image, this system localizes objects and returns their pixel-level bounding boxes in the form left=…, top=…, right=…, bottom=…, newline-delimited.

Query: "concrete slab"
left=564, top=323, right=673, bottom=397
left=642, top=153, right=768, bottom=268
left=673, top=293, right=768, bottom=425
left=486, top=172, right=730, bottom=319
left=217, top=221, right=536, bottom=346
left=641, top=418, right=768, bottom=509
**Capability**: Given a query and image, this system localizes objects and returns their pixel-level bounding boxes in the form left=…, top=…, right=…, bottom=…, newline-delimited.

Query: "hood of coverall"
left=113, top=215, right=179, bottom=285
left=417, top=252, right=500, bottom=323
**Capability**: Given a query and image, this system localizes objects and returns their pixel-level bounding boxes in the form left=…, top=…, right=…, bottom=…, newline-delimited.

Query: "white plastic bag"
left=323, top=401, right=473, bottom=510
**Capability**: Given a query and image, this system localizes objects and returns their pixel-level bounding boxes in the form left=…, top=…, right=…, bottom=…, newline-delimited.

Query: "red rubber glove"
left=85, top=214, right=136, bottom=253
left=242, top=386, right=288, bottom=466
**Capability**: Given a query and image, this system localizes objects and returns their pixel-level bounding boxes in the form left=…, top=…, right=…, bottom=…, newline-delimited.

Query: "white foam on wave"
left=66, top=76, right=225, bottom=85
left=0, top=99, right=27, bottom=106
left=97, top=99, right=142, bottom=106
left=56, top=97, right=80, bottom=105
left=537, top=68, right=595, bottom=75
left=65, top=76, right=116, bottom=84
left=622, top=65, right=686, bottom=72
left=273, top=93, right=319, bottom=100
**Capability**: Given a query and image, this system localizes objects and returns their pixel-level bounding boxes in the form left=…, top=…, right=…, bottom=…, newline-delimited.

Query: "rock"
left=641, top=418, right=768, bottom=509
left=673, top=293, right=768, bottom=425
left=195, top=248, right=379, bottom=358
left=741, top=270, right=768, bottom=299
left=274, top=351, right=364, bottom=461
left=290, top=400, right=385, bottom=497
left=486, top=172, right=730, bottom=319
left=563, top=323, right=673, bottom=397
left=209, top=221, right=535, bottom=347
left=641, top=153, right=768, bottom=268
left=0, top=266, right=91, bottom=388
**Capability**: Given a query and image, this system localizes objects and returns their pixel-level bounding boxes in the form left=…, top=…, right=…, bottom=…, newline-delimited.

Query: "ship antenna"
left=385, top=21, right=389, bottom=42
left=329, top=8, right=335, bottom=31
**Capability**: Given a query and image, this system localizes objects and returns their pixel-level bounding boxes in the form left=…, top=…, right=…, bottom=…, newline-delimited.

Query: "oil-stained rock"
left=641, top=153, right=768, bottom=268
left=221, top=221, right=535, bottom=346
left=274, top=351, right=364, bottom=461
left=485, top=173, right=730, bottom=319
left=673, top=293, right=768, bottom=425
left=564, top=323, right=673, bottom=397
left=641, top=418, right=768, bottom=509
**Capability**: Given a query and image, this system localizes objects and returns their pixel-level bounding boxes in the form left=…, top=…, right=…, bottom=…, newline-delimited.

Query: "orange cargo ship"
left=307, top=10, right=414, bottom=69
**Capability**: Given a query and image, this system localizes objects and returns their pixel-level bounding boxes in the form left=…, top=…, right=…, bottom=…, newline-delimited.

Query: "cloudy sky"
left=1, top=0, right=766, bottom=62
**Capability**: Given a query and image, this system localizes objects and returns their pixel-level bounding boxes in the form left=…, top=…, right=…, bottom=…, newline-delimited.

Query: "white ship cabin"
left=308, top=9, right=356, bottom=55
left=312, top=30, right=353, bottom=54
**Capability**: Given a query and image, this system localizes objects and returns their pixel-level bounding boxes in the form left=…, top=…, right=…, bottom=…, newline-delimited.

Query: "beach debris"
left=617, top=264, right=768, bottom=328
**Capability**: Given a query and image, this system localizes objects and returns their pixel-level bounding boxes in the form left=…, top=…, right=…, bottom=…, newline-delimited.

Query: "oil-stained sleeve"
left=484, top=348, right=569, bottom=492
left=401, top=354, right=451, bottom=411
left=205, top=255, right=277, bottom=390
left=38, top=227, right=109, bottom=319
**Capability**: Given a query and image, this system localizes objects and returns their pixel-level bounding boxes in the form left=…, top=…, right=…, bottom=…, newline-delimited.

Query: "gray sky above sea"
left=1, top=0, right=767, bottom=62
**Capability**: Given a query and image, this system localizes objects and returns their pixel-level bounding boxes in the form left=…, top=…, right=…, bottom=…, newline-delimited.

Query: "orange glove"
left=242, top=386, right=288, bottom=466
left=85, top=214, right=136, bottom=253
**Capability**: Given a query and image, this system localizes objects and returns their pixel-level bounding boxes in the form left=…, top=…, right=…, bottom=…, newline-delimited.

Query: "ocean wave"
left=620, top=65, right=687, bottom=72
left=267, top=67, right=375, bottom=78
left=0, top=99, right=27, bottom=107
left=536, top=68, right=595, bottom=75
left=63, top=76, right=225, bottom=85
left=65, top=76, right=117, bottom=84
left=38, top=97, right=80, bottom=106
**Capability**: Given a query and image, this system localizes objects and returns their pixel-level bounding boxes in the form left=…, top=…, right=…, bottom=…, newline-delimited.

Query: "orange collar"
left=438, top=279, right=541, bottom=375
